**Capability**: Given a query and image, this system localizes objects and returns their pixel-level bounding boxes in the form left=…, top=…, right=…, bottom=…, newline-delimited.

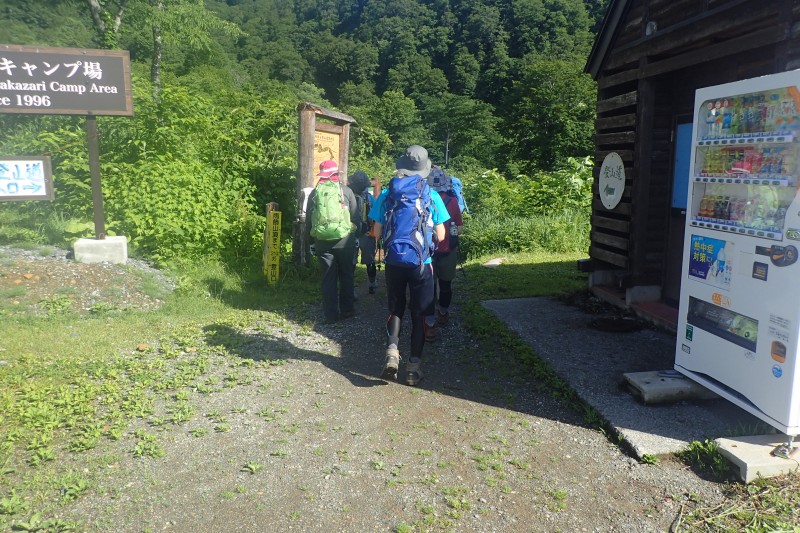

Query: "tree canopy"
left=0, top=0, right=608, bottom=260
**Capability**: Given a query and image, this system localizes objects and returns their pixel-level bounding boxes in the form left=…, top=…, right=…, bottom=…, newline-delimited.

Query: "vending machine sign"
left=688, top=235, right=733, bottom=288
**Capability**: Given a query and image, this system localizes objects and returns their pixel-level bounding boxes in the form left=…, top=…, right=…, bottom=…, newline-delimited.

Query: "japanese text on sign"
left=0, top=156, right=53, bottom=201
left=0, top=44, right=132, bottom=116
left=264, top=210, right=282, bottom=284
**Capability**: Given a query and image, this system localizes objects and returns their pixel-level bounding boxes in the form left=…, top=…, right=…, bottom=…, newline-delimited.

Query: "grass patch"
left=0, top=250, right=318, bottom=529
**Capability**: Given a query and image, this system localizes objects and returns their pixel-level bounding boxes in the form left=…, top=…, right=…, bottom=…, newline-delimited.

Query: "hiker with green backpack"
left=306, top=160, right=360, bottom=323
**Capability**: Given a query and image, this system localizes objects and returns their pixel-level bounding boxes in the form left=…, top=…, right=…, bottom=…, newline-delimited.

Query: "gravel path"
left=0, top=246, right=730, bottom=531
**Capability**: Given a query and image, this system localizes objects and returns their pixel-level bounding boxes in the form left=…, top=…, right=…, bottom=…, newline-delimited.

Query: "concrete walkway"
left=483, top=297, right=767, bottom=458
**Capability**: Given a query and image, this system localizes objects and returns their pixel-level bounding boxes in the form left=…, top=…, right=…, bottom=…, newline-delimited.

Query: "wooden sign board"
left=0, top=44, right=133, bottom=116
left=0, top=156, right=54, bottom=201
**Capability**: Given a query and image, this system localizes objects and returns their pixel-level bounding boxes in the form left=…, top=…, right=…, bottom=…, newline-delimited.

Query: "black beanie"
left=348, top=171, right=371, bottom=195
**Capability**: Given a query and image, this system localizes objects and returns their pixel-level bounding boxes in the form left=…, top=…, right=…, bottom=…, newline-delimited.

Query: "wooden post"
left=339, top=123, right=351, bottom=180
left=264, top=202, right=281, bottom=283
left=293, top=103, right=356, bottom=266
left=294, top=107, right=316, bottom=266
left=85, top=116, right=106, bottom=240
left=631, top=76, right=655, bottom=284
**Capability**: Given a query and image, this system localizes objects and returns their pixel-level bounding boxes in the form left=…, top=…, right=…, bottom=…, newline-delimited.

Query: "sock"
left=424, top=316, right=436, bottom=327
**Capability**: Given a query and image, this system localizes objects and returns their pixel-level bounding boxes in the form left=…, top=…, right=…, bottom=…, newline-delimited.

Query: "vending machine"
left=675, top=70, right=800, bottom=436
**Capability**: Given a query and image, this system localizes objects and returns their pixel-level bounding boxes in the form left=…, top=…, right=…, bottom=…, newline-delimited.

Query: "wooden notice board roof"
left=297, top=102, right=356, bottom=125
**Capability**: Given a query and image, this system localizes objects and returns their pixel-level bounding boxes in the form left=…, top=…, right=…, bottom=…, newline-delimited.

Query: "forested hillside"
left=0, top=0, right=606, bottom=261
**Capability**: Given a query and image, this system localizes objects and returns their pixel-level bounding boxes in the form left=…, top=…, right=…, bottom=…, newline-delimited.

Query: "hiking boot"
left=381, top=347, right=400, bottom=380
left=424, top=322, right=439, bottom=342
left=405, top=360, right=423, bottom=386
left=436, top=311, right=449, bottom=326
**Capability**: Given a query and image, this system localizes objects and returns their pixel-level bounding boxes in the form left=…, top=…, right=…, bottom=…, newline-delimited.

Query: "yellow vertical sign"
left=264, top=207, right=282, bottom=284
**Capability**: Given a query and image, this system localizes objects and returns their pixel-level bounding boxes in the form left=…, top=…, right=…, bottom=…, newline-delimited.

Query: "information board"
left=0, top=44, right=133, bottom=116
left=0, top=156, right=53, bottom=201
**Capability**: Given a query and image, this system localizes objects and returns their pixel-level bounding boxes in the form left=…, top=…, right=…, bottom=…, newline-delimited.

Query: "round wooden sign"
left=599, top=152, right=625, bottom=210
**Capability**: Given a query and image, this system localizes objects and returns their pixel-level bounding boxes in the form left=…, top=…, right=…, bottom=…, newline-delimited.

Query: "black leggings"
left=385, top=263, right=435, bottom=360
left=438, top=279, right=452, bottom=309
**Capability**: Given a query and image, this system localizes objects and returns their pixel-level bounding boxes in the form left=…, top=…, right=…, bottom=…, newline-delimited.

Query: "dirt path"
left=50, top=272, right=726, bottom=533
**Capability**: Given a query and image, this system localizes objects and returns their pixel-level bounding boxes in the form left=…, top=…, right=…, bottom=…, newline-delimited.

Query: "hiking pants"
left=385, top=262, right=435, bottom=360
left=432, top=250, right=458, bottom=309
left=317, top=233, right=356, bottom=321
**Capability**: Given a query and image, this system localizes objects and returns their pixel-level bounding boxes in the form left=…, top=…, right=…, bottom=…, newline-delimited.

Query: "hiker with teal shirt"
left=368, top=145, right=449, bottom=386
left=305, top=160, right=359, bottom=323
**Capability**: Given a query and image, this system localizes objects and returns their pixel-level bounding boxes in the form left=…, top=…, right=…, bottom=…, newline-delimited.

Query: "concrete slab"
left=483, top=297, right=767, bottom=458
left=74, top=236, right=128, bottom=264
left=482, top=257, right=506, bottom=268
left=624, top=370, right=719, bottom=404
left=716, top=434, right=800, bottom=483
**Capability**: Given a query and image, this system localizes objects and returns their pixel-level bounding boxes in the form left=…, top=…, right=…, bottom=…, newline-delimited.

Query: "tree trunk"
left=151, top=1, right=163, bottom=104
left=445, top=129, right=451, bottom=166
left=86, top=0, right=106, bottom=34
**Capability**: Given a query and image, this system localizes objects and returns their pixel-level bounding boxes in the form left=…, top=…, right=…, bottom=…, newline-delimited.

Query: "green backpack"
left=310, top=180, right=353, bottom=241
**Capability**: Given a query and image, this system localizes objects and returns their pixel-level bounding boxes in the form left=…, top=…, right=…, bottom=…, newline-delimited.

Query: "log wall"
left=591, top=0, right=800, bottom=287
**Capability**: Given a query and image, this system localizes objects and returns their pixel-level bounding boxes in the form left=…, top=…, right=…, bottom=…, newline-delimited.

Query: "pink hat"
left=317, top=160, right=339, bottom=179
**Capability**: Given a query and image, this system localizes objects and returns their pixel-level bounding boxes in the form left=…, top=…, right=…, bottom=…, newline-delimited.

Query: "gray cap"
left=427, top=166, right=451, bottom=192
left=396, top=145, right=431, bottom=179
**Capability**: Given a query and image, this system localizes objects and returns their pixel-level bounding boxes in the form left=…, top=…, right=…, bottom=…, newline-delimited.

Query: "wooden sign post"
left=263, top=202, right=282, bottom=284
left=294, top=102, right=355, bottom=266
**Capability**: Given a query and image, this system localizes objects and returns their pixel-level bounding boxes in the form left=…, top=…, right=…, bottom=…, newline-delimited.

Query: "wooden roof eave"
left=297, top=102, right=356, bottom=125
left=584, top=0, right=632, bottom=80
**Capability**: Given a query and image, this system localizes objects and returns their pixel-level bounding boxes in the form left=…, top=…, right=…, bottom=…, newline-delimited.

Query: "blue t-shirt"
left=369, top=176, right=450, bottom=265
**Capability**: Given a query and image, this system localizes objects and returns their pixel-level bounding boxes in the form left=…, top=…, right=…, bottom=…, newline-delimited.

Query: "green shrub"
left=461, top=209, right=589, bottom=257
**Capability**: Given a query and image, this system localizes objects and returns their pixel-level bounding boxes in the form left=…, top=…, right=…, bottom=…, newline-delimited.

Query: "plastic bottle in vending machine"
left=765, top=92, right=781, bottom=133
left=773, top=146, right=785, bottom=176
left=729, top=197, right=741, bottom=225
left=757, top=94, right=768, bottom=134
left=722, top=99, right=732, bottom=136
left=781, top=146, right=797, bottom=178
left=742, top=96, right=752, bottom=133
left=698, top=194, right=712, bottom=220
left=730, top=96, right=741, bottom=134
left=761, top=148, right=773, bottom=176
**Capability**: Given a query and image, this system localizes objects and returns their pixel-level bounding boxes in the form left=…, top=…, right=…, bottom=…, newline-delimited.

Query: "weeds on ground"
left=0, top=251, right=316, bottom=530
left=458, top=251, right=800, bottom=532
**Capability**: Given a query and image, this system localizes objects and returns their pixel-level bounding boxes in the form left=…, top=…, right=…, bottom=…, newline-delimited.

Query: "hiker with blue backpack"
left=423, top=166, right=464, bottom=341
left=346, top=170, right=379, bottom=295
left=306, top=160, right=360, bottom=323
left=368, top=145, right=450, bottom=386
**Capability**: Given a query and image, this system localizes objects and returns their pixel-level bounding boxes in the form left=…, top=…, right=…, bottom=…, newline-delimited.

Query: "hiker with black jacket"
left=347, top=170, right=379, bottom=296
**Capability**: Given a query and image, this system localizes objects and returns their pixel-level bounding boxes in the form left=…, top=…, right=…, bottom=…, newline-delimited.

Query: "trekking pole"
left=457, top=248, right=467, bottom=278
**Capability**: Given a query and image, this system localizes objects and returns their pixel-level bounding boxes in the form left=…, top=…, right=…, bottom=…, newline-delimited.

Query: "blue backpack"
left=450, top=176, right=469, bottom=213
left=382, top=176, right=434, bottom=268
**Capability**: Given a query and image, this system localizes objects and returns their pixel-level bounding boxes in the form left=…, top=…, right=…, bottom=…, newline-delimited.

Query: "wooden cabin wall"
left=591, top=0, right=797, bottom=287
